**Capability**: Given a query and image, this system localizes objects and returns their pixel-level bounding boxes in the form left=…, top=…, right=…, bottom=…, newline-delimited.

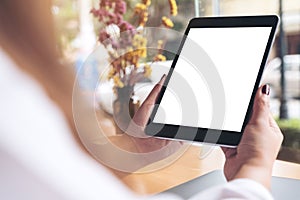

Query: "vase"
left=113, top=85, right=140, bottom=134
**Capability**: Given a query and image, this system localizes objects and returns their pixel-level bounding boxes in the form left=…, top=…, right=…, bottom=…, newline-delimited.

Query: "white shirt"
left=0, top=48, right=273, bottom=200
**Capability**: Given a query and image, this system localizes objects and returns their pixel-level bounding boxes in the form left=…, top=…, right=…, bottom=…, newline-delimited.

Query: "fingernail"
left=262, top=84, right=270, bottom=95
left=160, top=74, right=166, bottom=81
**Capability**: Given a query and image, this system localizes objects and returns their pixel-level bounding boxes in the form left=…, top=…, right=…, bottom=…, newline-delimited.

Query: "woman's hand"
left=106, top=74, right=183, bottom=171
left=127, top=74, right=183, bottom=155
left=222, top=84, right=283, bottom=189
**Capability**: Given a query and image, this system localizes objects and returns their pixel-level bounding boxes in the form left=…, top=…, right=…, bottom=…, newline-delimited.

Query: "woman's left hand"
left=127, top=74, right=183, bottom=154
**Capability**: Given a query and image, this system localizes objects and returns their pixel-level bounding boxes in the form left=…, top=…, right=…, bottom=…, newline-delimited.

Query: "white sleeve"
left=188, top=179, right=274, bottom=200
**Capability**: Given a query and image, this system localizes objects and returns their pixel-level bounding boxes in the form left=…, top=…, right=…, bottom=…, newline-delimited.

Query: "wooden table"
left=96, top=109, right=300, bottom=195
left=109, top=146, right=300, bottom=195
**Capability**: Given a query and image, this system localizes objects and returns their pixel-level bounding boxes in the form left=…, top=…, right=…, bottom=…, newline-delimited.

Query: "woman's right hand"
left=222, top=84, right=283, bottom=189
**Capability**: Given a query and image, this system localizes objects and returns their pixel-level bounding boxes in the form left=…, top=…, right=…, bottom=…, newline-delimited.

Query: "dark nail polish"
left=262, top=84, right=270, bottom=95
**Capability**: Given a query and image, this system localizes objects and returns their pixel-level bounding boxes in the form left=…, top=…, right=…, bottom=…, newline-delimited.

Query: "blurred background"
left=52, top=0, right=300, bottom=163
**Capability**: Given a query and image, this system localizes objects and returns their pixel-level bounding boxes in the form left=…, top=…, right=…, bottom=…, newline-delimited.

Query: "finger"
left=221, top=146, right=229, bottom=154
left=141, top=74, right=166, bottom=106
left=248, top=84, right=270, bottom=125
left=221, top=147, right=237, bottom=158
left=132, top=74, right=166, bottom=127
left=268, top=112, right=278, bottom=128
left=268, top=112, right=282, bottom=136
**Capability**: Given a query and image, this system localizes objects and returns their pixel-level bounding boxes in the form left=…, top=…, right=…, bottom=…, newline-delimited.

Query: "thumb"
left=248, top=84, right=270, bottom=125
left=132, top=74, right=166, bottom=127
left=127, top=75, right=166, bottom=138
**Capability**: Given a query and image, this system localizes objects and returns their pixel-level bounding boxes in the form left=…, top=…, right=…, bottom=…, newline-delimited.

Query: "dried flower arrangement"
left=91, top=0, right=178, bottom=90
left=91, top=0, right=178, bottom=130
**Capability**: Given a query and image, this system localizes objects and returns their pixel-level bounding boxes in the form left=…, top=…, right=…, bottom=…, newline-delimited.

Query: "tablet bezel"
left=145, top=15, right=279, bottom=147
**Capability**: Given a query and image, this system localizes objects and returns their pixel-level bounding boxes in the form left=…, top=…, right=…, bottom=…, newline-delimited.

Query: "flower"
left=107, top=68, right=116, bottom=79
left=113, top=75, right=124, bottom=88
left=154, top=54, right=167, bottom=62
left=114, top=1, right=126, bottom=15
left=132, top=34, right=147, bottom=54
left=143, top=0, right=151, bottom=6
left=134, top=3, right=147, bottom=13
left=162, top=16, right=174, bottom=28
left=138, top=11, right=149, bottom=27
left=134, top=3, right=150, bottom=27
left=98, top=30, right=110, bottom=43
left=92, top=0, right=178, bottom=89
left=168, top=0, right=178, bottom=16
left=119, top=21, right=134, bottom=32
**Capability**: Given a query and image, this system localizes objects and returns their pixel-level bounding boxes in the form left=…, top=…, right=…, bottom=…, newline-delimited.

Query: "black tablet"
left=145, top=15, right=279, bottom=147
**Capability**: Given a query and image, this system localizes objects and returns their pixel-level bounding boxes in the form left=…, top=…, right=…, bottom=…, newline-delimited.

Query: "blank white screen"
left=153, top=27, right=272, bottom=132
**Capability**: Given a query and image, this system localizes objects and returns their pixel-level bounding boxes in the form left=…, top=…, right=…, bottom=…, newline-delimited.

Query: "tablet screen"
left=152, top=26, right=272, bottom=132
